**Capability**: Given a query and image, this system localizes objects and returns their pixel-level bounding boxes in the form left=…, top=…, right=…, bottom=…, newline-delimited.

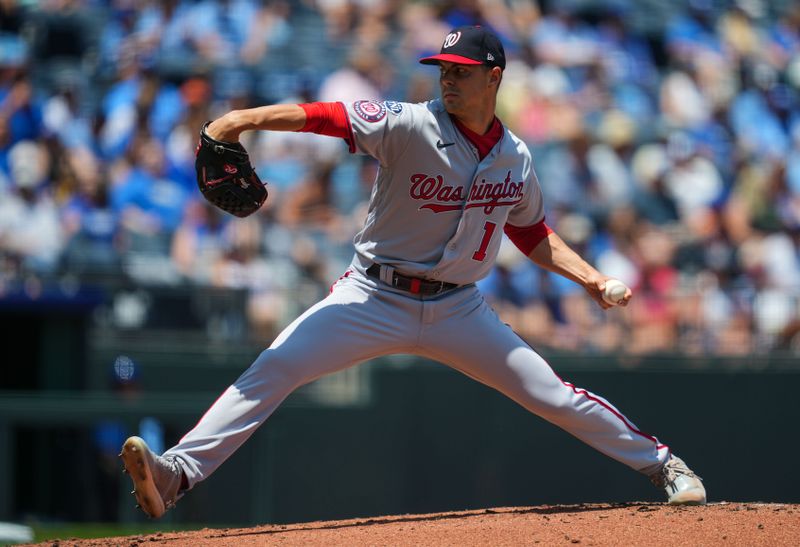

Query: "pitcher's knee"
left=518, top=384, right=577, bottom=419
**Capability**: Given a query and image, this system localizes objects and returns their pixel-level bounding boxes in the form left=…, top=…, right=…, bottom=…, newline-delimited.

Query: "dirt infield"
left=23, top=502, right=799, bottom=546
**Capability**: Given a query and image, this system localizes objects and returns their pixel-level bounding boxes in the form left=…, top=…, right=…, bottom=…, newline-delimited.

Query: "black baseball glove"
left=195, top=121, right=268, bottom=218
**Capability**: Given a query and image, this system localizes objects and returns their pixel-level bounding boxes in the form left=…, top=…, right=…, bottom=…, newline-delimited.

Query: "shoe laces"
left=650, top=456, right=700, bottom=489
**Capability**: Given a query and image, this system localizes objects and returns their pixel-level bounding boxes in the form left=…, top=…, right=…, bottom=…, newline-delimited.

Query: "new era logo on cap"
left=419, top=25, right=506, bottom=70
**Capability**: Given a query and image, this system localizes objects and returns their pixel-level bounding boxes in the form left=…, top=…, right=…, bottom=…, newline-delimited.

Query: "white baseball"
left=602, top=279, right=628, bottom=306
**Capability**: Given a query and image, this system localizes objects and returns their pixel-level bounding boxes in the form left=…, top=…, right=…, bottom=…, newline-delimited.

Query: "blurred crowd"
left=1, top=0, right=800, bottom=355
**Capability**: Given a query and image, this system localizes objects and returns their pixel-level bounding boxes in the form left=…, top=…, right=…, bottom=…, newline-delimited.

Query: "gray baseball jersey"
left=345, top=99, right=544, bottom=285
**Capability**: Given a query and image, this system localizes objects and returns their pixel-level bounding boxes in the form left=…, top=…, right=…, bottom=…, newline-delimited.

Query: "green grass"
left=1, top=522, right=219, bottom=545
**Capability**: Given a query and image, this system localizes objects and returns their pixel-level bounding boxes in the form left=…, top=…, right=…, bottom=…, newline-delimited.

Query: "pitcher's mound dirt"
left=24, top=502, right=799, bottom=546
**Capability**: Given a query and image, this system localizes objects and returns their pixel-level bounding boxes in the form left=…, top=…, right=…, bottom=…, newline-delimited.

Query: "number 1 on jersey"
left=472, top=221, right=497, bottom=262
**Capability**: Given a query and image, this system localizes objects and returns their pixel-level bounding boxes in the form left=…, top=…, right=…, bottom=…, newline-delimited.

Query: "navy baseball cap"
left=419, top=25, right=506, bottom=70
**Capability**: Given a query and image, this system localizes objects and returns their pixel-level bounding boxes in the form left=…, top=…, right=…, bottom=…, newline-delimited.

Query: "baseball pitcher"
left=121, top=25, right=706, bottom=519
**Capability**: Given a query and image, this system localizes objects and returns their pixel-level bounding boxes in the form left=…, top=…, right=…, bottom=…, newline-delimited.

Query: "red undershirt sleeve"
left=504, top=219, right=554, bottom=256
left=298, top=102, right=355, bottom=152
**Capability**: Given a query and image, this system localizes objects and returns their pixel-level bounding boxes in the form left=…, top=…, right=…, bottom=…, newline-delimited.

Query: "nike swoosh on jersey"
left=436, top=140, right=456, bottom=149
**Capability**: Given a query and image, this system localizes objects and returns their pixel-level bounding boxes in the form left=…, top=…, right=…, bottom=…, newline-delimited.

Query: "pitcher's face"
left=438, top=62, right=499, bottom=118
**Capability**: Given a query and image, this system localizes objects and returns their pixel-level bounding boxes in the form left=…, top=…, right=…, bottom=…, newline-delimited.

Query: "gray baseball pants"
left=164, top=264, right=669, bottom=488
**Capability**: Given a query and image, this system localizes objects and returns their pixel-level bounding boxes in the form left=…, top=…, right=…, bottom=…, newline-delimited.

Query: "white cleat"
left=119, top=436, right=184, bottom=518
left=650, top=454, right=707, bottom=505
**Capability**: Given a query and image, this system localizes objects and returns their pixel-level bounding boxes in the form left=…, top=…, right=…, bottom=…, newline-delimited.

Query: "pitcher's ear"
left=489, top=66, right=503, bottom=87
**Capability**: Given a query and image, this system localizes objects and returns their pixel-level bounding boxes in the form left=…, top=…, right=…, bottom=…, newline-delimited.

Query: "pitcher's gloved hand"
left=195, top=121, right=267, bottom=218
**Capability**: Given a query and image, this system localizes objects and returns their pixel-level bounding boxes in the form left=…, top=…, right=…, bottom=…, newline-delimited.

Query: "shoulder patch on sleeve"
left=384, top=101, right=404, bottom=115
left=353, top=100, right=386, bottom=122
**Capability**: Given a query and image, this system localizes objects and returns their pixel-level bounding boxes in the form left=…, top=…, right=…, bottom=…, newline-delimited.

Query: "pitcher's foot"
left=650, top=454, right=707, bottom=505
left=120, top=436, right=184, bottom=518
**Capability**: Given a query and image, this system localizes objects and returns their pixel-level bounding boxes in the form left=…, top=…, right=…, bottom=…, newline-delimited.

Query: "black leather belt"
left=366, top=264, right=459, bottom=295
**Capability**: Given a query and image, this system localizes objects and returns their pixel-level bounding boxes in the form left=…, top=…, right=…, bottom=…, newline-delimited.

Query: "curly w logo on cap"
left=443, top=31, right=462, bottom=49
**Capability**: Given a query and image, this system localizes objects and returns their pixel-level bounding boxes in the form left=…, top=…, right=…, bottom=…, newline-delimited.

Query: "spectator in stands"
left=60, top=147, right=121, bottom=276
left=665, top=0, right=726, bottom=66
left=193, top=0, right=262, bottom=64
left=0, top=140, right=63, bottom=276
left=767, top=5, right=800, bottom=70
left=317, top=48, right=393, bottom=103
left=132, top=0, right=200, bottom=74
left=110, top=133, right=189, bottom=255
left=171, top=199, right=229, bottom=285
left=661, top=131, right=725, bottom=219
left=210, top=216, right=292, bottom=340
left=0, top=61, right=42, bottom=174
left=41, top=70, right=94, bottom=151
